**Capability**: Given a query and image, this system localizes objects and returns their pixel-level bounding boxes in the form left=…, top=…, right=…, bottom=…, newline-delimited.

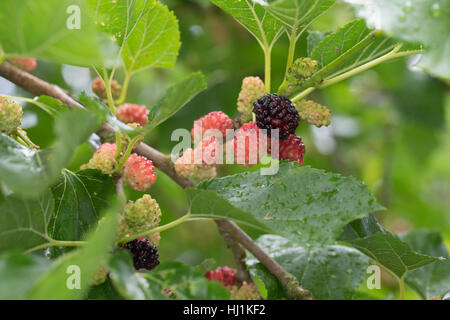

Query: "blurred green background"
left=1, top=0, right=449, bottom=295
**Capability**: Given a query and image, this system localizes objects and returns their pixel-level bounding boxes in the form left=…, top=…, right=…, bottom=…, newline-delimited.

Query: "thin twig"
left=0, top=61, right=313, bottom=300
left=216, top=220, right=314, bottom=300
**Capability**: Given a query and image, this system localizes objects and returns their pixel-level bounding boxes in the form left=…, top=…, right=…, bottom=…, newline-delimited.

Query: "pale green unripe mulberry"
left=286, top=58, right=318, bottom=83
left=174, top=148, right=217, bottom=181
left=230, top=282, right=261, bottom=300
left=295, top=100, right=331, bottom=127
left=237, top=76, right=265, bottom=122
left=91, top=261, right=109, bottom=286
left=123, top=194, right=161, bottom=237
left=0, top=97, right=23, bottom=135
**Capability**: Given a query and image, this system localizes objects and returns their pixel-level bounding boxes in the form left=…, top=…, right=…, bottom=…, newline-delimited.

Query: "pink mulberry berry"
left=191, top=111, right=233, bottom=141
left=81, top=143, right=117, bottom=174
left=174, top=148, right=217, bottom=181
left=116, top=104, right=149, bottom=126
left=277, top=134, right=306, bottom=166
left=123, top=153, right=156, bottom=191
left=10, top=58, right=37, bottom=72
left=233, top=122, right=266, bottom=167
left=196, top=136, right=222, bottom=165
left=91, top=77, right=122, bottom=101
left=205, top=267, right=237, bottom=287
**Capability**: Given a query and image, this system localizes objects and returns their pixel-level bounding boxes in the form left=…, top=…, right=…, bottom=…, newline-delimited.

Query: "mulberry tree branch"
left=0, top=61, right=314, bottom=300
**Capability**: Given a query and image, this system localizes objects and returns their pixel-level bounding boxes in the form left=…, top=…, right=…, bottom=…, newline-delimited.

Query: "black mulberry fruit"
left=253, top=94, right=299, bottom=139
left=123, top=237, right=160, bottom=270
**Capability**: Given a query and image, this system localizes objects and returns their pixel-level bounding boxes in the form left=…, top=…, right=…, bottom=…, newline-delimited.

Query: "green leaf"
left=344, top=0, right=450, bottom=81
left=0, top=190, right=53, bottom=253
left=50, top=169, right=115, bottom=243
left=307, top=30, right=327, bottom=56
left=211, top=0, right=284, bottom=48
left=344, top=231, right=440, bottom=280
left=267, top=0, right=336, bottom=39
left=287, top=19, right=421, bottom=95
left=0, top=0, right=112, bottom=66
left=187, top=189, right=269, bottom=232
left=339, top=214, right=386, bottom=241
left=78, top=92, right=135, bottom=136
left=340, top=215, right=443, bottom=281
left=191, top=162, right=383, bottom=246
left=29, top=96, right=67, bottom=118
left=108, top=251, right=154, bottom=300
left=0, top=134, right=48, bottom=197
left=246, top=235, right=369, bottom=299
left=90, top=0, right=181, bottom=73
left=0, top=109, right=99, bottom=197
left=108, top=252, right=230, bottom=300
left=145, top=72, right=207, bottom=131
left=87, top=278, right=124, bottom=300
left=0, top=251, right=51, bottom=299
left=48, top=110, right=99, bottom=177
left=401, top=230, right=450, bottom=299
left=310, top=19, right=399, bottom=78
left=28, top=200, right=119, bottom=299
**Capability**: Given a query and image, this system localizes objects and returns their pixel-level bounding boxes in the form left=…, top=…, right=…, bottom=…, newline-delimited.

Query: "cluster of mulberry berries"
left=116, top=194, right=162, bottom=271
left=176, top=111, right=233, bottom=181
left=81, top=144, right=156, bottom=192
left=91, top=77, right=149, bottom=127
left=122, top=237, right=160, bottom=271
left=252, top=93, right=306, bottom=166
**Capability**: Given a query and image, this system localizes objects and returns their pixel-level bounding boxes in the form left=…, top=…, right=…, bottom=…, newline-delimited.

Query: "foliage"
left=0, top=0, right=448, bottom=301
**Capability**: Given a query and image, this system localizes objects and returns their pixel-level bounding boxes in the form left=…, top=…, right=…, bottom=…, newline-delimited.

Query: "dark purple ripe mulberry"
left=253, top=94, right=299, bottom=139
left=123, top=237, right=160, bottom=270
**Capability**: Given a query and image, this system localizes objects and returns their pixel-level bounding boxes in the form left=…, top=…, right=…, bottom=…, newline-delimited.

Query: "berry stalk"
left=264, top=47, right=271, bottom=93
left=114, top=135, right=144, bottom=173
left=117, top=71, right=131, bottom=105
